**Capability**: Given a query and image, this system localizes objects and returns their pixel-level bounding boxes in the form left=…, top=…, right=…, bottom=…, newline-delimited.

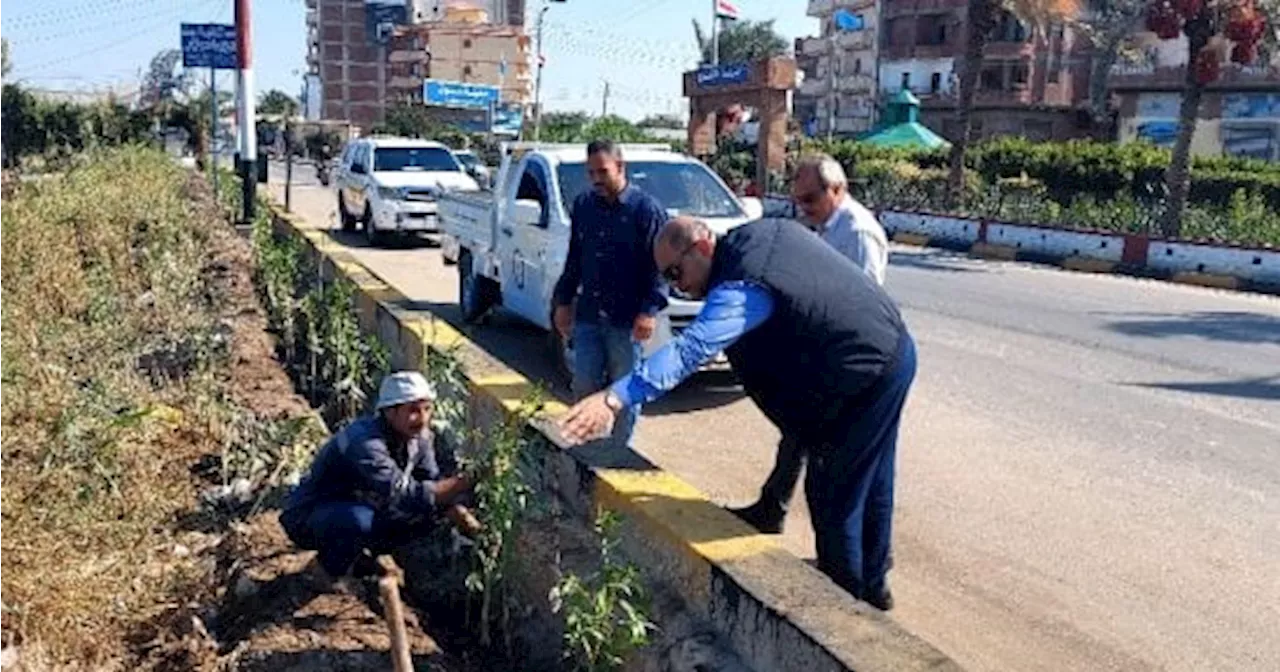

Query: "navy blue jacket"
left=282, top=415, right=457, bottom=522
left=553, top=184, right=668, bottom=327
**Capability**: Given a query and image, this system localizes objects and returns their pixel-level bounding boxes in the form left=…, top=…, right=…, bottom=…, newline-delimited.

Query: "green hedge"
left=803, top=136, right=1280, bottom=213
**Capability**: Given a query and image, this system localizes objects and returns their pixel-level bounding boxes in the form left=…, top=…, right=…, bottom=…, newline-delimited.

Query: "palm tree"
left=691, top=18, right=789, bottom=66
left=1077, top=0, right=1148, bottom=134
left=947, top=0, right=1080, bottom=205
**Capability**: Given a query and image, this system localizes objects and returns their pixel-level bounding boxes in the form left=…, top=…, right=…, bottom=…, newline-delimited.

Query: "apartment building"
left=796, top=0, right=881, bottom=136
left=1110, top=33, right=1280, bottom=159
left=305, top=0, right=528, bottom=128
left=386, top=21, right=532, bottom=107
left=877, top=0, right=1092, bottom=141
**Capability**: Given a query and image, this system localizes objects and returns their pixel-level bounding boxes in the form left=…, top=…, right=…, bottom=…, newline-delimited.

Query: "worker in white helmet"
left=281, top=371, right=480, bottom=582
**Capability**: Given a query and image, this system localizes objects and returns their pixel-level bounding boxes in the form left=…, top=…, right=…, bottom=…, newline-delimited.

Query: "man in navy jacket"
left=559, top=217, right=916, bottom=611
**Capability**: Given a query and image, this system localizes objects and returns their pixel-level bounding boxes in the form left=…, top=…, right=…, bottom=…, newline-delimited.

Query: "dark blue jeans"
left=805, top=334, right=916, bottom=599
left=571, top=320, right=641, bottom=448
left=281, top=501, right=433, bottom=577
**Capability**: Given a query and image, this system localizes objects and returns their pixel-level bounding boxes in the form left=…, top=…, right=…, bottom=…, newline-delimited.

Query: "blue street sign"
left=834, top=9, right=865, bottom=32
left=181, top=23, right=238, bottom=70
left=695, top=62, right=749, bottom=87
left=423, top=79, right=500, bottom=109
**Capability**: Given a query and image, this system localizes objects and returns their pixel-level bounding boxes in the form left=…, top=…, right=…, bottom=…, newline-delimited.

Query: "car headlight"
left=377, top=186, right=405, bottom=200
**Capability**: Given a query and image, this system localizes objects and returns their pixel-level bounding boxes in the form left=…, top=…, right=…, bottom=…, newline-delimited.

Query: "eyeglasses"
left=661, top=242, right=698, bottom=283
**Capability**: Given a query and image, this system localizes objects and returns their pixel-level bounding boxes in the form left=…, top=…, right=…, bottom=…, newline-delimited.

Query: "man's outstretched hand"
left=557, top=391, right=618, bottom=446
left=446, top=503, right=483, bottom=537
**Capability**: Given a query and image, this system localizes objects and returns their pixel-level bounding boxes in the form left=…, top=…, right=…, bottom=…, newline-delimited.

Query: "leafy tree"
left=259, top=89, right=299, bottom=117
left=139, top=49, right=188, bottom=111
left=691, top=18, right=789, bottom=65
left=1147, top=0, right=1278, bottom=236
left=947, top=0, right=1079, bottom=205
left=2, top=38, right=12, bottom=80
left=1076, top=0, right=1149, bottom=131
left=637, top=114, right=685, bottom=129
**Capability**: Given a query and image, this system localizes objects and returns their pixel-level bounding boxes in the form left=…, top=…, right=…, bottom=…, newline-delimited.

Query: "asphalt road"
left=268, top=166, right=1280, bottom=672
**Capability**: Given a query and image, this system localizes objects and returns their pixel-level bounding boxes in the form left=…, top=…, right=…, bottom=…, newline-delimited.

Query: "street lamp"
left=531, top=0, right=565, bottom=142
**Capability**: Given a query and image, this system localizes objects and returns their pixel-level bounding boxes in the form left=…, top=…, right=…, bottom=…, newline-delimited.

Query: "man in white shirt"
left=728, top=153, right=892, bottom=538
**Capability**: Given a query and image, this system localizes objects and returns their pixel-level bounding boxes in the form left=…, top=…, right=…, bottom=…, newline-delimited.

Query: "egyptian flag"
left=716, top=0, right=740, bottom=21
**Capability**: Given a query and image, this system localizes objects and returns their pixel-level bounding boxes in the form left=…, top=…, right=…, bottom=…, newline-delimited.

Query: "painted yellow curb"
left=1170, top=272, right=1240, bottom=290
left=969, top=242, right=1018, bottom=261
left=1060, top=256, right=1118, bottom=274
left=892, top=232, right=931, bottom=247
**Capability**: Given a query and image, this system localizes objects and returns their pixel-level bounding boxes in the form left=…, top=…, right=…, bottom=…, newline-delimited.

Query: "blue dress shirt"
left=553, top=185, right=669, bottom=327
left=610, top=281, right=775, bottom=406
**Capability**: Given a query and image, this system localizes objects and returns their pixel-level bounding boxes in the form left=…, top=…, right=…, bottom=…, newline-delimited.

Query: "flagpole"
left=710, top=0, right=719, bottom=65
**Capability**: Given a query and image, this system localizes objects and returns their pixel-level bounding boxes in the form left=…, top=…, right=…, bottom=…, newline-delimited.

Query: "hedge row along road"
left=268, top=163, right=1280, bottom=672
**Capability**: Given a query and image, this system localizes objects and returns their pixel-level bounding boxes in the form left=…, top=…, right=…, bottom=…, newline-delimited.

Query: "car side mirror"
left=740, top=196, right=764, bottom=220
left=512, top=198, right=543, bottom=226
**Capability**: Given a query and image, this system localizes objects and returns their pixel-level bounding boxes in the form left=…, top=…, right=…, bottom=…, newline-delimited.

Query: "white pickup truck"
left=440, top=142, right=763, bottom=380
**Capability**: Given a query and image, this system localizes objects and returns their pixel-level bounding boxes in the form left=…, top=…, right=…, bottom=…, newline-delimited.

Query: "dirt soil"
left=128, top=184, right=478, bottom=672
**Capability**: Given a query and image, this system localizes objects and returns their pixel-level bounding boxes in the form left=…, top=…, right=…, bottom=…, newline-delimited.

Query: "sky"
left=1, top=0, right=814, bottom=121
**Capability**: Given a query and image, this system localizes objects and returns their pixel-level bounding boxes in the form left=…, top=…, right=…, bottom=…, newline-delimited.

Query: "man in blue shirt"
left=558, top=217, right=917, bottom=611
left=552, top=140, right=668, bottom=448
left=281, top=371, right=481, bottom=583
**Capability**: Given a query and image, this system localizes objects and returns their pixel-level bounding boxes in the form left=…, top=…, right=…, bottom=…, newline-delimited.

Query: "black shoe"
left=725, top=500, right=785, bottom=534
left=864, top=584, right=894, bottom=611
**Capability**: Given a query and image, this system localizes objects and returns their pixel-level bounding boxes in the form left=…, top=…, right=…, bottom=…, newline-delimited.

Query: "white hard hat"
left=376, top=371, right=437, bottom=410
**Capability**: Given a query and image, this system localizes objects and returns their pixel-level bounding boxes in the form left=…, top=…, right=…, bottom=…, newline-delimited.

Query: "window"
left=557, top=162, right=744, bottom=219
left=981, top=65, right=1004, bottom=90
left=515, top=161, right=550, bottom=226
left=931, top=72, right=942, bottom=93
left=1011, top=62, right=1030, bottom=87
left=372, top=146, right=463, bottom=172
left=990, top=11, right=1028, bottom=42
left=901, top=72, right=911, bottom=90
left=463, top=65, right=473, bottom=77
left=916, top=14, right=948, bottom=45
left=463, top=38, right=472, bottom=48
left=854, top=58, right=862, bottom=75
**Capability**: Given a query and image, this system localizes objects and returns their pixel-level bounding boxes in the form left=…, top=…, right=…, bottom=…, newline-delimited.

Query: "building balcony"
left=883, top=0, right=966, bottom=19
left=799, top=78, right=829, bottom=97
left=837, top=30, right=876, bottom=51
left=1108, top=62, right=1280, bottom=90
left=836, top=73, right=877, bottom=93
left=388, top=50, right=430, bottom=63
left=799, top=36, right=830, bottom=57
left=807, top=0, right=835, bottom=17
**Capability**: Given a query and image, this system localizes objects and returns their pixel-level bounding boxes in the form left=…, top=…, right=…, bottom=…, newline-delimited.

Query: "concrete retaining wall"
left=268, top=203, right=963, bottom=672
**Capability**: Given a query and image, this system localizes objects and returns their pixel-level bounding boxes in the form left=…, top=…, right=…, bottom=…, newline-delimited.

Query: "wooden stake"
left=377, top=556, right=414, bottom=672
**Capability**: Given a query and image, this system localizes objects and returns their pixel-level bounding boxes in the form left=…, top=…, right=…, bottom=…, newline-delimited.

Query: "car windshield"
left=373, top=147, right=462, bottom=172
left=454, top=153, right=479, bottom=169
left=556, top=161, right=744, bottom=218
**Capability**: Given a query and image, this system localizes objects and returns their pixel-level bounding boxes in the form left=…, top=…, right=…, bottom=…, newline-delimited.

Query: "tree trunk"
left=1160, top=27, right=1211, bottom=239
left=1088, top=38, right=1123, bottom=138
left=947, top=0, right=998, bottom=207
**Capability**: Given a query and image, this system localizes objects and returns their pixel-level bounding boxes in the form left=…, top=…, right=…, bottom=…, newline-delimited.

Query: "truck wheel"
left=362, top=205, right=382, bottom=246
left=459, top=251, right=496, bottom=324
left=338, top=194, right=356, bottom=232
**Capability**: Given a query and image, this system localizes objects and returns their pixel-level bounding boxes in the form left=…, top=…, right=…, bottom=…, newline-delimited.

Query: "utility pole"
left=532, top=4, right=550, bottom=142
left=235, top=0, right=256, bottom=223
left=710, top=0, right=719, bottom=65
left=826, top=26, right=837, bottom=141
left=601, top=80, right=609, bottom=117
left=210, top=68, right=218, bottom=198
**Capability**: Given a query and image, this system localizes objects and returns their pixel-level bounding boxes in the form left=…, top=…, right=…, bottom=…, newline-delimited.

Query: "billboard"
left=423, top=79, right=501, bottom=108
left=366, top=1, right=407, bottom=45
left=180, top=23, right=238, bottom=70
left=695, top=62, right=750, bottom=87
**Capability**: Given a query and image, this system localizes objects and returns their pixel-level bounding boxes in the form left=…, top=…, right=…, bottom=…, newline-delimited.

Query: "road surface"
left=268, top=167, right=1280, bottom=672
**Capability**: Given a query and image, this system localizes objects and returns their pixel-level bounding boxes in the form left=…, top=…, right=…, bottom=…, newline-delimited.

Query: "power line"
left=19, top=0, right=218, bottom=74
left=2, top=0, right=169, bottom=31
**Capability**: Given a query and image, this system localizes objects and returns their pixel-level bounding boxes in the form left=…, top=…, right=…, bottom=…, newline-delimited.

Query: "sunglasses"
left=661, top=242, right=698, bottom=283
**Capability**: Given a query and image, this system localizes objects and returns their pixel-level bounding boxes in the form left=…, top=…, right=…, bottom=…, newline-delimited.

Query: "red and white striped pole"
left=235, top=0, right=256, bottom=222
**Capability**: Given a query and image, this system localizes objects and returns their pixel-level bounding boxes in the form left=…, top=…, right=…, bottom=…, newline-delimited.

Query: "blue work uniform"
left=279, top=415, right=457, bottom=576
left=609, top=218, right=916, bottom=602
left=553, top=184, right=668, bottom=448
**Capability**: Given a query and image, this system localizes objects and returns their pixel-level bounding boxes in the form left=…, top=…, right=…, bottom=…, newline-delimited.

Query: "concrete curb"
left=881, top=211, right=1280, bottom=296
left=266, top=204, right=963, bottom=672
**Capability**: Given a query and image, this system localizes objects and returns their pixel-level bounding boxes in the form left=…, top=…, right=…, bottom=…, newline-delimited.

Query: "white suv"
left=335, top=137, right=480, bottom=245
